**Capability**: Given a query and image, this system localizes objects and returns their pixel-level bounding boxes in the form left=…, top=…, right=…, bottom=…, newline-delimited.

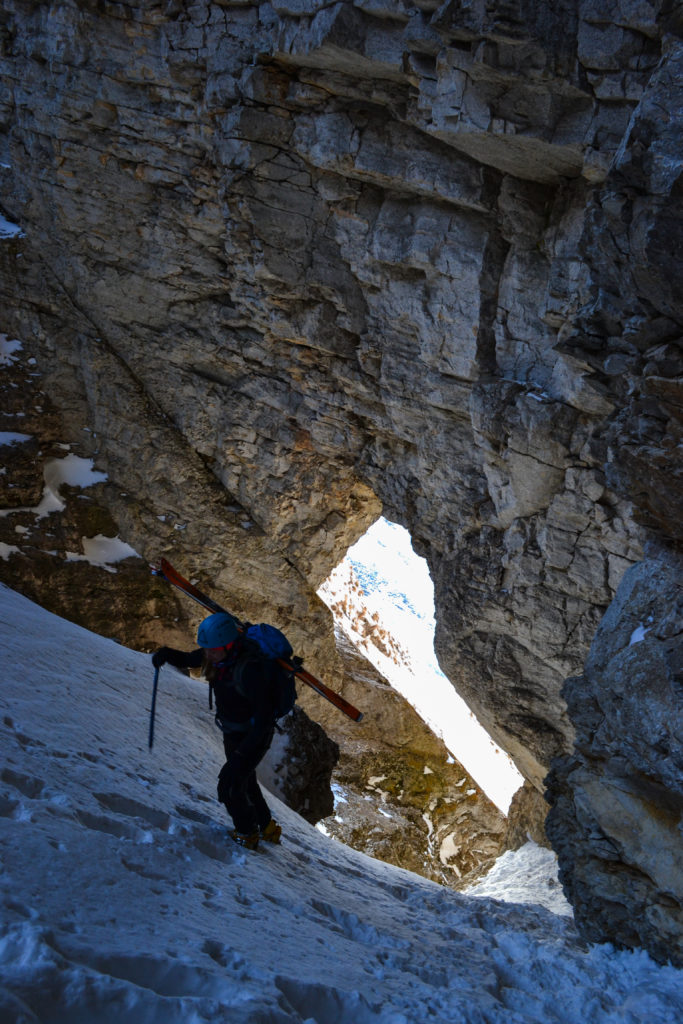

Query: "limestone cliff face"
left=1, top=0, right=681, bottom=960
left=546, top=559, right=683, bottom=967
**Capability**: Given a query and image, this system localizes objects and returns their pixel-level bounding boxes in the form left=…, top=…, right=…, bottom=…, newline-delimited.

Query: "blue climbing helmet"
left=197, top=612, right=240, bottom=649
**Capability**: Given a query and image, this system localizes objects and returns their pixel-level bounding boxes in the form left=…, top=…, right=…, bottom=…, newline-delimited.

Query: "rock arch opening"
left=318, top=517, right=523, bottom=814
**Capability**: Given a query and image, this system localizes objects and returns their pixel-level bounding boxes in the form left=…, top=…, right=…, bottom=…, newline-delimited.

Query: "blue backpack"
left=242, top=623, right=299, bottom=720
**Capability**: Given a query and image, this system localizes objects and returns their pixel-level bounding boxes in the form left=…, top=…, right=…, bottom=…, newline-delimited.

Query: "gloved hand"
left=152, top=647, right=172, bottom=668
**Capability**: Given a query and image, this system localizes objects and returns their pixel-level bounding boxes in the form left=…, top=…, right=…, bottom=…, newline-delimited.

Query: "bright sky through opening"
left=319, top=518, right=523, bottom=814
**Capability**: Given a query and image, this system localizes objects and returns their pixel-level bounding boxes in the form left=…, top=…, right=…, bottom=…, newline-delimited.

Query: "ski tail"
left=152, top=558, right=364, bottom=723
left=284, top=660, right=363, bottom=722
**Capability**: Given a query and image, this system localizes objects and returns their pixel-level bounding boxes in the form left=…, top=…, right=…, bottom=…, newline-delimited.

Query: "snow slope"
left=1, top=585, right=682, bottom=1023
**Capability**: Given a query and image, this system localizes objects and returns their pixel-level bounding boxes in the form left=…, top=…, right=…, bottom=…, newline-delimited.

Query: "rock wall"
left=546, top=559, right=683, bottom=967
left=259, top=706, right=340, bottom=824
left=1, top=0, right=681, bottom=958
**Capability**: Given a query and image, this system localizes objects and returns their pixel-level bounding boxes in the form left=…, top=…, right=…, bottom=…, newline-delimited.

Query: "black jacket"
left=161, top=640, right=277, bottom=758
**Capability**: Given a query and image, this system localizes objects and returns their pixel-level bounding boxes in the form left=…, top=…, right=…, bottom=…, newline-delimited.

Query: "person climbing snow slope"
left=152, top=612, right=282, bottom=850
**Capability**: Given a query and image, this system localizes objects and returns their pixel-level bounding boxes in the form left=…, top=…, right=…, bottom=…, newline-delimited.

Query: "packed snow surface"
left=466, top=843, right=573, bottom=918
left=1, top=585, right=682, bottom=1023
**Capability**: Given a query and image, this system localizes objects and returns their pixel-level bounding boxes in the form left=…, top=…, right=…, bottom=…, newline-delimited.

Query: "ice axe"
left=148, top=665, right=160, bottom=749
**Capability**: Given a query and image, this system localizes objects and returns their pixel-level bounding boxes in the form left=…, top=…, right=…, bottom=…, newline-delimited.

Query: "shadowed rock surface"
left=546, top=559, right=683, bottom=967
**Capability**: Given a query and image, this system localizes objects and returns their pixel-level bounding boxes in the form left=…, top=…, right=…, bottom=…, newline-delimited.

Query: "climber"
left=152, top=612, right=282, bottom=850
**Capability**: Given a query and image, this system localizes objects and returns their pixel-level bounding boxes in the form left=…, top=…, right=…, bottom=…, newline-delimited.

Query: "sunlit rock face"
left=322, top=629, right=507, bottom=890
left=546, top=559, right=683, bottom=967
left=1, top=0, right=682, bottom=955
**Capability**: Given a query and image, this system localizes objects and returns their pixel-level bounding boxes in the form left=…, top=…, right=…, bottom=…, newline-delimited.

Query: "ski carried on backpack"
left=152, top=558, right=364, bottom=723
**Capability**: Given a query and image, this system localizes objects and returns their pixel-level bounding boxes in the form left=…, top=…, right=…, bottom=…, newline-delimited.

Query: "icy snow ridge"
left=0, top=584, right=682, bottom=1023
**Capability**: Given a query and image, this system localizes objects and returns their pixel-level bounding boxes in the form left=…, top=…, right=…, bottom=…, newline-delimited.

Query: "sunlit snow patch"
left=629, top=623, right=652, bottom=645
left=65, top=535, right=140, bottom=573
left=319, top=518, right=523, bottom=814
left=0, top=432, right=32, bottom=446
left=466, top=840, right=573, bottom=917
left=0, top=213, right=23, bottom=239
left=0, top=453, right=108, bottom=520
left=0, top=333, right=22, bottom=364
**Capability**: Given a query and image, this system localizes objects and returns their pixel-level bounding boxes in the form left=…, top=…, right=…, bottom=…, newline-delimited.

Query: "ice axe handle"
left=148, top=665, right=160, bottom=749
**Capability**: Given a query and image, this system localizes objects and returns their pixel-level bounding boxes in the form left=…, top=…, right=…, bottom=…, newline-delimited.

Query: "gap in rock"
left=318, top=517, right=523, bottom=814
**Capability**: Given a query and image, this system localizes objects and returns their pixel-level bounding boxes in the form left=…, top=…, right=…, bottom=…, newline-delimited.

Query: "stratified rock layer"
left=546, top=559, right=683, bottom=967
left=1, top=0, right=682, bottom=957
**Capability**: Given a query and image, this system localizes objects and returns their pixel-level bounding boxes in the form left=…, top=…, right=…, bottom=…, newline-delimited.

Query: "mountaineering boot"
left=230, top=829, right=259, bottom=850
left=260, top=819, right=282, bottom=844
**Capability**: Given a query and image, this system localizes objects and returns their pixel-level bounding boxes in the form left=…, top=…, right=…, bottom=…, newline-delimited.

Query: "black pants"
left=217, top=729, right=274, bottom=835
